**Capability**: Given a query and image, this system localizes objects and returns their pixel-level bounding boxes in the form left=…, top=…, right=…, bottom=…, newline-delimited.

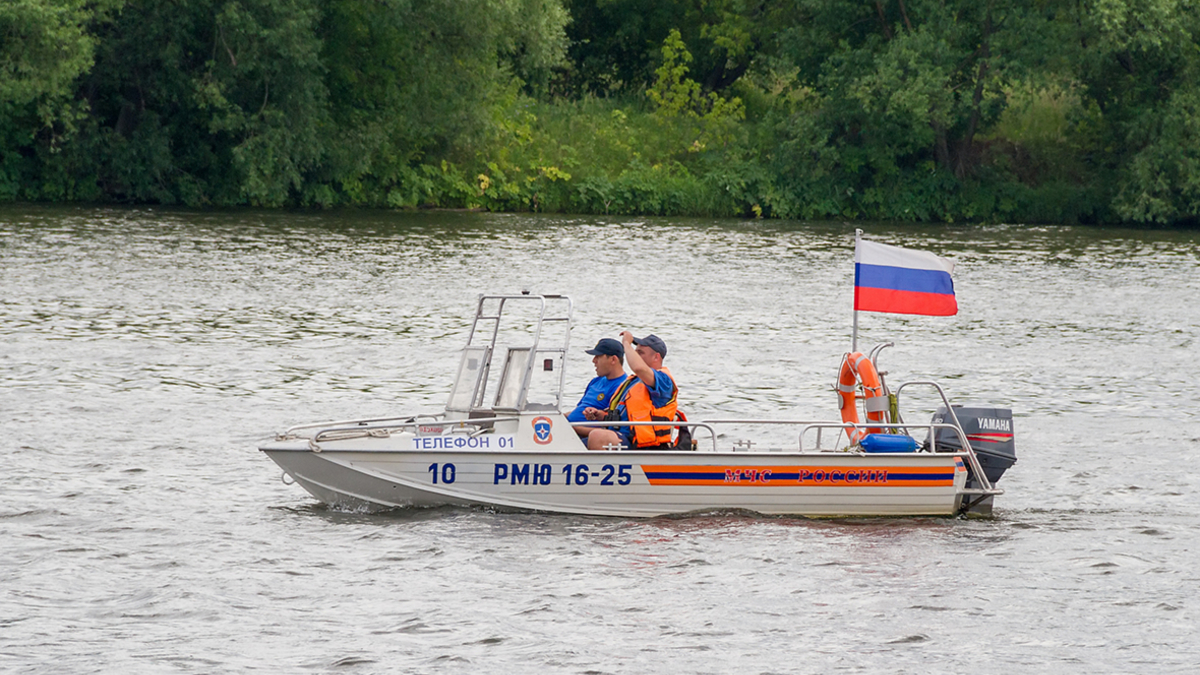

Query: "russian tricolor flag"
left=854, top=239, right=957, bottom=316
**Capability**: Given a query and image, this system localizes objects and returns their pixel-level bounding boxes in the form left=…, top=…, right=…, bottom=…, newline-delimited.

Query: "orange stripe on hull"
left=646, top=478, right=954, bottom=487
left=640, top=465, right=955, bottom=488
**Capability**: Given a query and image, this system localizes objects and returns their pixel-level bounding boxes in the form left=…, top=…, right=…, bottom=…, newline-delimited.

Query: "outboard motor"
left=928, top=406, right=1016, bottom=488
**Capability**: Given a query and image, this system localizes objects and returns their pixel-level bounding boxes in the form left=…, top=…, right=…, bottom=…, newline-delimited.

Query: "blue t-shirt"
left=566, top=374, right=629, bottom=423
left=613, top=369, right=676, bottom=444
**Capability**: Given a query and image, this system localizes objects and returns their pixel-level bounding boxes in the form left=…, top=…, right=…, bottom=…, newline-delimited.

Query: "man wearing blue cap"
left=583, top=331, right=678, bottom=450
left=568, top=338, right=628, bottom=438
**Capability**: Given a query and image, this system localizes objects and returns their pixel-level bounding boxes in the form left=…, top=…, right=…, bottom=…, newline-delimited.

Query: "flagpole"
left=852, top=228, right=862, bottom=353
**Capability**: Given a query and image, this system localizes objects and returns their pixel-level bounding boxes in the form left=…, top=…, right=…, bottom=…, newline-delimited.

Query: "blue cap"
left=632, top=334, right=667, bottom=357
left=585, top=338, right=624, bottom=357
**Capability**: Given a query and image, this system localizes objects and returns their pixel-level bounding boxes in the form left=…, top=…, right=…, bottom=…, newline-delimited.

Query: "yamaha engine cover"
left=929, top=406, right=1016, bottom=487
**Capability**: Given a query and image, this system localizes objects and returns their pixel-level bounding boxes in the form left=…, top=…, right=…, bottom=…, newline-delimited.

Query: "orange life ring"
left=838, top=352, right=886, bottom=444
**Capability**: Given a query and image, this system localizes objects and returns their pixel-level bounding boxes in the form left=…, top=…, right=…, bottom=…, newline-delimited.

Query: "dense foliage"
left=2, top=0, right=1198, bottom=224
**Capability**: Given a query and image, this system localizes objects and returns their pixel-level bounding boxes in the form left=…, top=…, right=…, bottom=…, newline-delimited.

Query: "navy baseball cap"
left=585, top=338, right=624, bottom=357
left=632, top=334, right=667, bottom=357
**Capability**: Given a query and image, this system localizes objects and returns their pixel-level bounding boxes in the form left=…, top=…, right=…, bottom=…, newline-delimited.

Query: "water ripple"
left=2, top=206, right=1199, bottom=672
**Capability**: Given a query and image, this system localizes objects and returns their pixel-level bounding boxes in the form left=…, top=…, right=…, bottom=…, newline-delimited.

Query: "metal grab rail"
left=296, top=413, right=1001, bottom=496
left=698, top=418, right=953, bottom=454
left=796, top=421, right=966, bottom=452
left=569, top=419, right=718, bottom=451
left=893, top=380, right=998, bottom=494
left=310, top=415, right=520, bottom=444
left=310, top=418, right=719, bottom=451
left=700, top=418, right=844, bottom=453
left=686, top=415, right=1002, bottom=495
left=280, top=413, right=445, bottom=439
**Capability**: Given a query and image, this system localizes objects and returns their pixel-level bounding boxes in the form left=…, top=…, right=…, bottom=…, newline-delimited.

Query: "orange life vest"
left=609, top=367, right=678, bottom=448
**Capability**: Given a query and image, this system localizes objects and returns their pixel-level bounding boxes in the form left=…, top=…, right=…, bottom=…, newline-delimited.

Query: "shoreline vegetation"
left=3, top=1, right=1199, bottom=226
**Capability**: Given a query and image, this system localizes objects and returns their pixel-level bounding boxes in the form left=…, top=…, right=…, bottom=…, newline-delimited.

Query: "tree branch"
left=875, top=1, right=893, bottom=40
left=897, top=0, right=914, bottom=32
left=957, top=1, right=993, bottom=178
left=258, top=78, right=269, bottom=115
left=219, top=26, right=237, bottom=67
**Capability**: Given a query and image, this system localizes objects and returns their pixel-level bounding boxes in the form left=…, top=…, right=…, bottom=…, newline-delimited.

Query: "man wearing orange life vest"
left=583, top=331, right=678, bottom=450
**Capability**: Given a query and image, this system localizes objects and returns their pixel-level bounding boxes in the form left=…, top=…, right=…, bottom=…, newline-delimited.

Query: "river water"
left=2, top=205, right=1197, bottom=673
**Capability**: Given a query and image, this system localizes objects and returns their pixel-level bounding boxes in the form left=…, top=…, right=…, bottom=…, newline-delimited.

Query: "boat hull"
left=261, top=444, right=970, bottom=518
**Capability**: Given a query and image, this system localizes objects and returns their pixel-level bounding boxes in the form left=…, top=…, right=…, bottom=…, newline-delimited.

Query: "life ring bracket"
left=837, top=352, right=888, bottom=444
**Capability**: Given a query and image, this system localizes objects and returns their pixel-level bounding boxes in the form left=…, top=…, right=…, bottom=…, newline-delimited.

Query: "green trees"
left=0, top=0, right=114, bottom=199
left=561, top=0, right=768, bottom=95
left=1, top=0, right=1197, bottom=224
left=0, top=0, right=99, bottom=124
left=317, top=0, right=568, bottom=207
left=763, top=1, right=1086, bottom=219
left=748, top=0, right=1200, bottom=223
left=1082, top=0, right=1200, bottom=223
left=2, top=0, right=568, bottom=206
left=4, top=0, right=331, bottom=203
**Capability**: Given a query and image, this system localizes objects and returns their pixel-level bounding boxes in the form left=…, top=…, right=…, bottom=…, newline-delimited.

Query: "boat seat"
left=467, top=408, right=497, bottom=429
left=521, top=403, right=559, bottom=413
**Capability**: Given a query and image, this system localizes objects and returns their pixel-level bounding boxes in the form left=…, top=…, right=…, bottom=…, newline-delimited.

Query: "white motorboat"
left=260, top=290, right=1014, bottom=518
